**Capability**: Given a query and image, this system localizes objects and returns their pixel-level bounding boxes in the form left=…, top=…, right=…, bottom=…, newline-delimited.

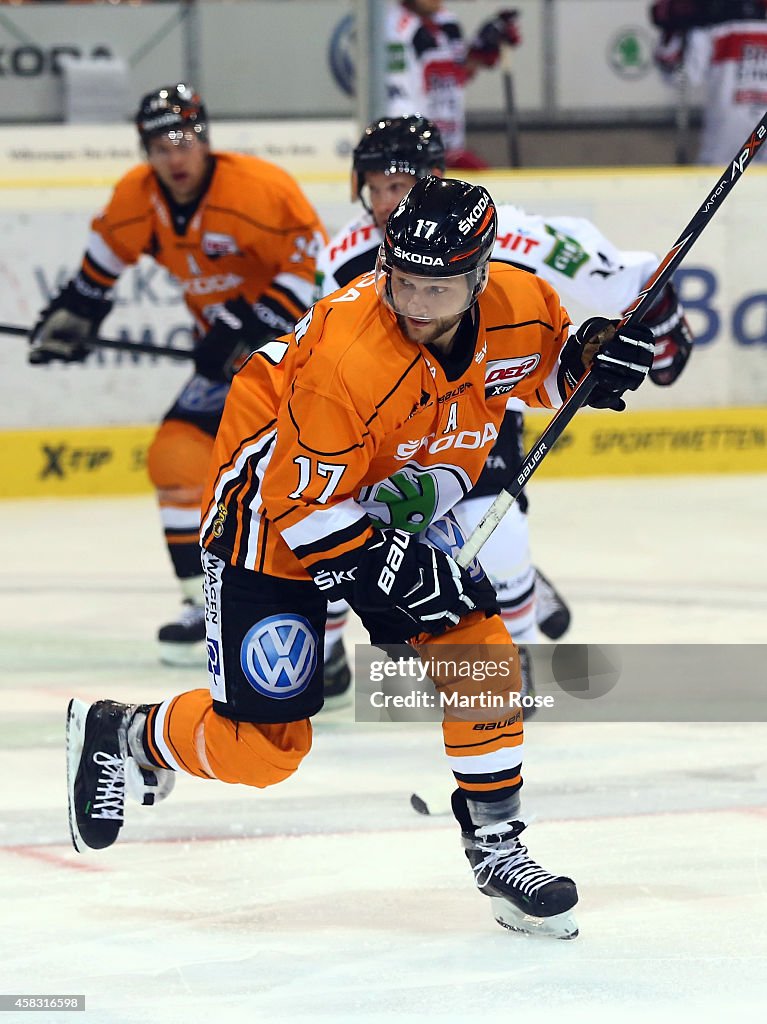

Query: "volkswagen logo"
left=329, top=13, right=356, bottom=97
left=240, top=615, right=318, bottom=699
left=423, top=514, right=486, bottom=583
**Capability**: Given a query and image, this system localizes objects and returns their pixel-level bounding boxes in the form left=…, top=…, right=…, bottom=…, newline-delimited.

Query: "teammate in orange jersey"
left=65, top=177, right=655, bottom=938
left=29, top=84, right=327, bottom=666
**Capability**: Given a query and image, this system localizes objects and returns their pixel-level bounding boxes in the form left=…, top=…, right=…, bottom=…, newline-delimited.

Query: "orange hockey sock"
left=144, top=689, right=312, bottom=788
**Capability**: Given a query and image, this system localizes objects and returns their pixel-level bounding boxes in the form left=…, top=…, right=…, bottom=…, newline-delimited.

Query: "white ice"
left=0, top=475, right=766, bottom=1023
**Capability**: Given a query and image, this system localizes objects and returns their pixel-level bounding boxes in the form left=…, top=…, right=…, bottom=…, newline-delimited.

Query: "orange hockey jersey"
left=201, top=263, right=575, bottom=580
left=80, top=152, right=326, bottom=334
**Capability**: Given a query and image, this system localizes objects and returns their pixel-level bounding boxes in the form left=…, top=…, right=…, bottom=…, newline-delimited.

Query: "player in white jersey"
left=652, top=0, right=767, bottom=164
left=315, top=115, right=694, bottom=701
left=386, top=1, right=520, bottom=168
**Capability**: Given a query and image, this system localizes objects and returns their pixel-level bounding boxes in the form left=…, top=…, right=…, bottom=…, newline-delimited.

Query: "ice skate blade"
left=489, top=897, right=579, bottom=940
left=158, top=641, right=207, bottom=668
left=65, top=698, right=88, bottom=854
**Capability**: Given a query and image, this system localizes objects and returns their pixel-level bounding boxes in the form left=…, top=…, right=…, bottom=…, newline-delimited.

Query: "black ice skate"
left=158, top=599, right=206, bottom=666
left=66, top=699, right=175, bottom=853
left=453, top=791, right=578, bottom=939
left=534, top=567, right=571, bottom=640
left=322, top=638, right=353, bottom=709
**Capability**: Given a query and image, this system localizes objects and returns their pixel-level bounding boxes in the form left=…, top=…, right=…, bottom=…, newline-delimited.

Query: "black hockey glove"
left=640, top=282, right=694, bottom=386
left=561, top=317, right=655, bottom=412
left=468, top=9, right=521, bottom=68
left=313, top=528, right=499, bottom=645
left=194, top=298, right=276, bottom=383
left=29, top=275, right=113, bottom=365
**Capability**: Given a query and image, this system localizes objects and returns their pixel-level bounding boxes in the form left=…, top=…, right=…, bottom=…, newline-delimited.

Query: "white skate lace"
left=471, top=831, right=557, bottom=897
left=90, top=750, right=125, bottom=820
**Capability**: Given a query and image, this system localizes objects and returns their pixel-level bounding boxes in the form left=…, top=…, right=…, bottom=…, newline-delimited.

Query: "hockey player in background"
left=386, top=0, right=521, bottom=168
left=315, top=115, right=694, bottom=704
left=652, top=0, right=767, bottom=163
left=28, top=84, right=327, bottom=667
left=66, top=176, right=658, bottom=939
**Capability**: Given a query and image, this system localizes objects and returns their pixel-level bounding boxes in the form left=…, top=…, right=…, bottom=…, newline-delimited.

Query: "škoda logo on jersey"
left=484, top=355, right=540, bottom=397
left=202, top=232, right=241, bottom=259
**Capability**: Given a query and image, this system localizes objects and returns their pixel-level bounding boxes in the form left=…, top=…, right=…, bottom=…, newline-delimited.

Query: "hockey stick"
left=501, top=48, right=521, bottom=168
left=0, top=322, right=194, bottom=361
left=675, top=65, right=691, bottom=166
left=456, top=110, right=767, bottom=570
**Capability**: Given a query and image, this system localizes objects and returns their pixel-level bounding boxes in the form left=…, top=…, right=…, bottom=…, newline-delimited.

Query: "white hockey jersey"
left=386, top=2, right=469, bottom=153
left=659, top=19, right=767, bottom=164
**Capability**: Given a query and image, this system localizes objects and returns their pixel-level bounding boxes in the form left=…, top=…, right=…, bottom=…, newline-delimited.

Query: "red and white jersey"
left=386, top=2, right=468, bottom=152
left=317, top=205, right=658, bottom=316
left=315, top=212, right=381, bottom=296
left=661, top=19, right=767, bottom=164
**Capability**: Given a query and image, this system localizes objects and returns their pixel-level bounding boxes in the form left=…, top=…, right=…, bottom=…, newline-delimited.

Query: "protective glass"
left=374, top=248, right=487, bottom=320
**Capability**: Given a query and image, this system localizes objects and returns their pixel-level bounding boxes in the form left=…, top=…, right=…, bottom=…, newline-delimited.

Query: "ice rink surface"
left=1, top=475, right=766, bottom=1023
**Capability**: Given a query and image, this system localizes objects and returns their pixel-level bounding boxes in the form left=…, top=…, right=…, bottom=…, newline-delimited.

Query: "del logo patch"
left=484, top=354, right=541, bottom=397
left=202, top=232, right=240, bottom=258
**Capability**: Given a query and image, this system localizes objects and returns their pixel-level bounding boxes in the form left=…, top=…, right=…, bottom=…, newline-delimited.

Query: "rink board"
left=2, top=406, right=765, bottom=499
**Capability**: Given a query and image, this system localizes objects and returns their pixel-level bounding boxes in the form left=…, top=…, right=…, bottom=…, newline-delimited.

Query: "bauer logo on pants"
left=240, top=615, right=318, bottom=699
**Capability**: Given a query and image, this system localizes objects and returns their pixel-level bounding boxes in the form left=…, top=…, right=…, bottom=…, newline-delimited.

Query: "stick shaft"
left=0, top=322, right=193, bottom=361
left=501, top=49, right=521, bottom=168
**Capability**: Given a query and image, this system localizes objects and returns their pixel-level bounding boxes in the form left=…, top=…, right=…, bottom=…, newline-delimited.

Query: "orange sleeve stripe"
left=82, top=255, right=117, bottom=289
left=296, top=527, right=374, bottom=571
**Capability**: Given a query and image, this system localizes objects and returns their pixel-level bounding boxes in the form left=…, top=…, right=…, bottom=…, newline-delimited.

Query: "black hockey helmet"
left=136, top=83, right=209, bottom=149
left=352, top=115, right=446, bottom=207
left=375, top=176, right=497, bottom=318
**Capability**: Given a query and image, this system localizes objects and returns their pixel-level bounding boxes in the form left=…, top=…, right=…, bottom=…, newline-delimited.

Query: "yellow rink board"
left=1, top=408, right=766, bottom=499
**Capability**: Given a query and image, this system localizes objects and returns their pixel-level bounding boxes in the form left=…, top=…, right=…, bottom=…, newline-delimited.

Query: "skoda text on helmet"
left=136, top=83, right=209, bottom=150
left=352, top=115, right=446, bottom=209
left=375, top=176, right=497, bottom=320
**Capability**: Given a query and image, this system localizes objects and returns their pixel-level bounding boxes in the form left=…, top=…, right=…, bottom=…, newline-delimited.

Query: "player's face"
left=365, top=171, right=418, bottom=229
left=146, top=131, right=210, bottom=203
left=390, top=269, right=468, bottom=350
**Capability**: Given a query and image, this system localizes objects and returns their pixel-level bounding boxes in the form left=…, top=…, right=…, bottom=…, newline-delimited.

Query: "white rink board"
left=1, top=165, right=767, bottom=428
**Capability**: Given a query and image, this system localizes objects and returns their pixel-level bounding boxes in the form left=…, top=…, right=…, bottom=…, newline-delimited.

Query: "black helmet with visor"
left=375, top=176, right=497, bottom=320
left=352, top=115, right=446, bottom=212
left=136, top=83, right=209, bottom=151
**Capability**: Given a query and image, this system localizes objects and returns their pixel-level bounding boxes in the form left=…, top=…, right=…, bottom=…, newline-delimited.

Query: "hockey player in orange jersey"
left=65, top=177, right=655, bottom=938
left=28, top=84, right=327, bottom=666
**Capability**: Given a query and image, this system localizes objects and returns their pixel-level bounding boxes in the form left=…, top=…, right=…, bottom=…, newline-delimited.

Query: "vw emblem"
left=240, top=615, right=318, bottom=699
left=423, top=514, right=486, bottom=583
left=329, top=13, right=356, bottom=97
